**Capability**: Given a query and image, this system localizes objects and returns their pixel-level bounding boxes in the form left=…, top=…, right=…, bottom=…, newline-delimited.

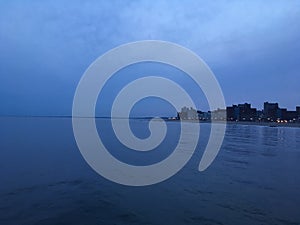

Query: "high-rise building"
left=227, top=103, right=257, bottom=121
left=226, top=105, right=237, bottom=121
left=297, top=106, right=300, bottom=115
left=297, top=107, right=300, bottom=122
left=263, top=102, right=280, bottom=121
left=238, top=103, right=257, bottom=121
left=178, top=107, right=198, bottom=120
left=264, top=103, right=300, bottom=122
left=280, top=108, right=299, bottom=122
left=197, top=110, right=211, bottom=121
left=211, top=108, right=226, bottom=121
left=257, top=110, right=263, bottom=121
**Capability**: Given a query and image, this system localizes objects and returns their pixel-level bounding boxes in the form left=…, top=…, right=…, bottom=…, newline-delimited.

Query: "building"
left=263, top=103, right=300, bottom=122
left=197, top=110, right=211, bottom=121
left=279, top=107, right=300, bottom=122
left=263, top=102, right=280, bottom=121
left=178, top=103, right=300, bottom=123
left=226, top=105, right=237, bottom=121
left=212, top=108, right=226, bottom=121
left=238, top=103, right=257, bottom=121
left=257, top=110, right=264, bottom=121
left=178, top=107, right=198, bottom=120
left=227, top=103, right=257, bottom=121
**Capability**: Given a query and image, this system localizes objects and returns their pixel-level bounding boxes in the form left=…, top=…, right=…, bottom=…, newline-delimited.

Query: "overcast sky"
left=0, top=0, right=300, bottom=116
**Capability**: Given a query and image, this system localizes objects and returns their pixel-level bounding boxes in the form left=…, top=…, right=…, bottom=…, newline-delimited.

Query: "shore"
left=225, top=121, right=300, bottom=128
left=172, top=119, right=300, bottom=128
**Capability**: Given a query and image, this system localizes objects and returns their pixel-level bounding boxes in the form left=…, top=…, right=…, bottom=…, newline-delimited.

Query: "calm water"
left=0, top=117, right=300, bottom=225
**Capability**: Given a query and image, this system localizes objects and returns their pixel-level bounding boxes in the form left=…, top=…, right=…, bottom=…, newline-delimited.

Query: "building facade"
left=178, top=107, right=198, bottom=120
left=227, top=103, right=257, bottom=121
left=263, top=102, right=280, bottom=121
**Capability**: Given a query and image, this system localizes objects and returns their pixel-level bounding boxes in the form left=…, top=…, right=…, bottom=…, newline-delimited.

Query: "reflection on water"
left=0, top=117, right=300, bottom=225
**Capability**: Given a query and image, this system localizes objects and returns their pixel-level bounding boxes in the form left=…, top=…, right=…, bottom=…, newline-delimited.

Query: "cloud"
left=0, top=0, right=300, bottom=114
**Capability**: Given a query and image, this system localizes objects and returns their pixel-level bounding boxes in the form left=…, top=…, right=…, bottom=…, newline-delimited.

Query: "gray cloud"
left=0, top=0, right=299, bottom=115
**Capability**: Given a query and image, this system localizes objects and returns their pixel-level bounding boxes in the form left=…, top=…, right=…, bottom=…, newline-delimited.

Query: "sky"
left=0, top=0, right=300, bottom=116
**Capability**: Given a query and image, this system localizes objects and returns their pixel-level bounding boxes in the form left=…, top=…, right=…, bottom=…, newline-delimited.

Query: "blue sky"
left=0, top=0, right=300, bottom=116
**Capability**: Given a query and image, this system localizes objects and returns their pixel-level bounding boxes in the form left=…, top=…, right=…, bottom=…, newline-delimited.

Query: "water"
left=0, top=117, right=300, bottom=225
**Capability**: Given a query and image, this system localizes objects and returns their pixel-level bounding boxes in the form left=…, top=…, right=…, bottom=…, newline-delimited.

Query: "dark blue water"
left=0, top=117, right=300, bottom=225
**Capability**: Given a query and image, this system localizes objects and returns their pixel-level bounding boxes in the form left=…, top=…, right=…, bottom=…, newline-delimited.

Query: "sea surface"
left=0, top=117, right=300, bottom=225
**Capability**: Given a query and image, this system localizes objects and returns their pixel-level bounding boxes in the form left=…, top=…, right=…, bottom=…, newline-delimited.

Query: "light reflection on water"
left=0, top=117, right=300, bottom=225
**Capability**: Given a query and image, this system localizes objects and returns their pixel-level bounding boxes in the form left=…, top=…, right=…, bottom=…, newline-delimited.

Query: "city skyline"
left=179, top=101, right=300, bottom=122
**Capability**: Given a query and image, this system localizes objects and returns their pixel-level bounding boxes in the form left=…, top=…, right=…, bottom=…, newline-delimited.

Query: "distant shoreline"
left=177, top=119, right=300, bottom=128
left=226, top=121, right=300, bottom=128
left=1, top=116, right=300, bottom=128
